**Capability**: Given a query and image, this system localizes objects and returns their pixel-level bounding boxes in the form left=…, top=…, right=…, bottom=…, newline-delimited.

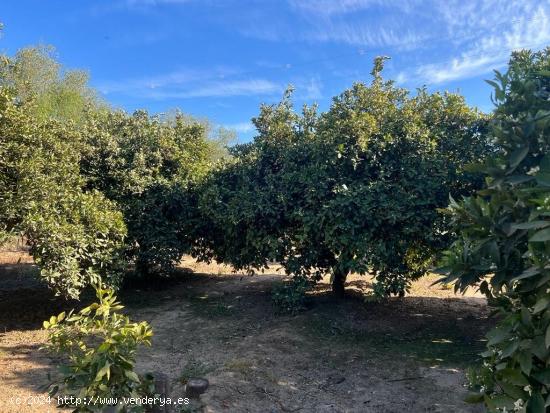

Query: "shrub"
left=271, top=277, right=310, bottom=314
left=44, top=286, right=154, bottom=412
left=1, top=45, right=227, bottom=291
left=439, top=48, right=550, bottom=412
left=371, top=275, right=408, bottom=298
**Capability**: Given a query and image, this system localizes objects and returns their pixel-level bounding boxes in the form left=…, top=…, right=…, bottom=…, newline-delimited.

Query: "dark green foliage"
left=195, top=61, right=490, bottom=296
left=80, top=109, right=215, bottom=276
left=440, top=48, right=550, bottom=412
left=0, top=43, right=224, bottom=295
left=272, top=277, right=310, bottom=314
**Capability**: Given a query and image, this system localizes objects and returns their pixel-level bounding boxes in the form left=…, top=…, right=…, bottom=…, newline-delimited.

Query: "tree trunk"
left=332, top=268, right=348, bottom=298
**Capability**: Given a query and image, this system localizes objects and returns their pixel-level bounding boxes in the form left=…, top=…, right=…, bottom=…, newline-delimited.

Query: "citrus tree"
left=0, top=89, right=126, bottom=298
left=80, top=109, right=216, bottom=276
left=195, top=60, right=490, bottom=296
left=0, top=43, right=227, bottom=286
left=440, top=48, right=550, bottom=412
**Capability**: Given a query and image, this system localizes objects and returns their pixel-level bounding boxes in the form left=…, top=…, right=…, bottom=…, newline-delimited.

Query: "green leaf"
left=530, top=228, right=550, bottom=242
left=485, top=79, right=501, bottom=91
left=501, top=340, right=519, bottom=358
left=124, top=370, right=140, bottom=382
left=487, top=326, right=512, bottom=345
left=499, top=381, right=528, bottom=400
left=512, top=221, right=550, bottom=230
left=512, top=267, right=541, bottom=282
left=527, top=392, right=545, bottom=413
left=57, top=311, right=66, bottom=322
left=95, top=362, right=111, bottom=382
left=464, top=392, right=484, bottom=404
left=521, top=306, right=532, bottom=325
left=500, top=368, right=529, bottom=386
left=536, top=172, right=550, bottom=187
left=518, top=351, right=533, bottom=375
left=532, top=336, right=548, bottom=360
left=533, top=296, right=550, bottom=314
left=505, top=174, right=534, bottom=185
left=486, top=394, right=516, bottom=410
left=540, top=154, right=550, bottom=172
left=533, top=368, right=550, bottom=385
left=509, top=146, right=529, bottom=168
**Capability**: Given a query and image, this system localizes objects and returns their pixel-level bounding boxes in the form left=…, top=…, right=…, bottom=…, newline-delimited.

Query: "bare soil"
left=0, top=252, right=491, bottom=413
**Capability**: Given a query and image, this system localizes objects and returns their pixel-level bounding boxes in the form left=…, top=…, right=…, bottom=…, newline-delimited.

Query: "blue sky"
left=1, top=0, right=550, bottom=142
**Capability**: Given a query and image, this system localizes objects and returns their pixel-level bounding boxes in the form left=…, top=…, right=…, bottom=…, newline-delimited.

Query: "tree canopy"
left=193, top=60, right=491, bottom=296
left=0, top=44, right=228, bottom=295
left=0, top=46, right=102, bottom=123
left=80, top=108, right=217, bottom=275
left=0, top=88, right=126, bottom=298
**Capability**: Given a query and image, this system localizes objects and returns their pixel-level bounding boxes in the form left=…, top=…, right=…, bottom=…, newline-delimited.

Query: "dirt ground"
left=0, top=252, right=491, bottom=413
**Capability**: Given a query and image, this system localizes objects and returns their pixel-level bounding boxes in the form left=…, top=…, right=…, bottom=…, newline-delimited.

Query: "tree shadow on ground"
left=0, top=263, right=84, bottom=333
left=0, top=342, right=57, bottom=389
left=300, top=290, right=490, bottom=367
left=0, top=263, right=493, bottom=411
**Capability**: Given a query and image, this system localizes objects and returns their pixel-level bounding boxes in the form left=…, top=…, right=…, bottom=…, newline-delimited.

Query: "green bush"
left=271, top=277, right=310, bottom=314
left=1, top=45, right=228, bottom=293
left=440, top=48, right=550, bottom=412
left=44, top=286, right=154, bottom=412
left=25, top=191, right=126, bottom=297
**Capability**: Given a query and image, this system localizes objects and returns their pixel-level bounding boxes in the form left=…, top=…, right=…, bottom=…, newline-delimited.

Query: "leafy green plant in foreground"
left=44, top=287, right=154, bottom=412
left=440, top=48, right=550, bottom=412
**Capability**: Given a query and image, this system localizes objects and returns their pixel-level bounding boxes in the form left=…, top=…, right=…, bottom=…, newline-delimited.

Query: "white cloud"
left=307, top=23, right=426, bottom=49
left=91, top=0, right=550, bottom=101
left=98, top=69, right=202, bottom=94
left=416, top=54, right=505, bottom=85
left=98, top=66, right=325, bottom=101
left=239, top=0, right=550, bottom=62
left=287, top=0, right=409, bottom=17
left=268, top=0, right=425, bottom=48
left=168, top=79, right=280, bottom=98
left=294, top=76, right=323, bottom=100
left=408, top=5, right=550, bottom=84
left=98, top=70, right=281, bottom=100
left=226, top=122, right=255, bottom=133
left=235, top=0, right=426, bottom=47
